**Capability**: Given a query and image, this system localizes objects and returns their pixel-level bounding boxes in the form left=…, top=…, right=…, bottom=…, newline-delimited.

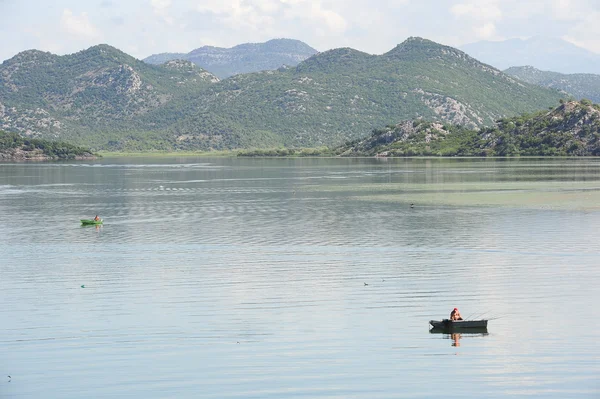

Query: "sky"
left=1, top=0, right=600, bottom=62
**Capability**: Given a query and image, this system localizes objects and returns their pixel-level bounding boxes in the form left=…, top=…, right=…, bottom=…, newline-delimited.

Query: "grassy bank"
left=98, top=150, right=240, bottom=157
left=98, top=147, right=336, bottom=158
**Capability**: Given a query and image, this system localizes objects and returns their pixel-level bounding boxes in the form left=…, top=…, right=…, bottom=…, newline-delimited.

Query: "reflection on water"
left=0, top=157, right=599, bottom=398
left=452, top=333, right=461, bottom=347
left=429, top=329, right=490, bottom=347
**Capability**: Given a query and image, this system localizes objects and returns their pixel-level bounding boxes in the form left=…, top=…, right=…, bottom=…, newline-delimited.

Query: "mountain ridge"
left=504, top=65, right=600, bottom=103
left=143, top=38, right=319, bottom=78
left=0, top=38, right=564, bottom=151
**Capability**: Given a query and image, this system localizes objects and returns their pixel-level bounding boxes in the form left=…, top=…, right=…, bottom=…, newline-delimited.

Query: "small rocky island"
left=0, top=131, right=99, bottom=160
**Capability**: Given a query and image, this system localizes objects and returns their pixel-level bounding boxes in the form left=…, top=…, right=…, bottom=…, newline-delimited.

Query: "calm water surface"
left=1, top=157, right=599, bottom=398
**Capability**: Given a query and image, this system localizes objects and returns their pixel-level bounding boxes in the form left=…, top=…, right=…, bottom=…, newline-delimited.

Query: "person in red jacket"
left=450, top=307, right=463, bottom=320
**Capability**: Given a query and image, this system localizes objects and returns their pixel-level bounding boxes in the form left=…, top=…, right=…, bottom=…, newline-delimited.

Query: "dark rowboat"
left=429, top=319, right=488, bottom=330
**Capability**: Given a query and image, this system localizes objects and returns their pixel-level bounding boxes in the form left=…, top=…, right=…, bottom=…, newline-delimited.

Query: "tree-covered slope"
left=0, top=130, right=97, bottom=160
left=505, top=66, right=600, bottom=103
left=0, top=45, right=219, bottom=143
left=337, top=100, right=600, bottom=156
left=164, top=37, right=563, bottom=149
left=143, top=38, right=318, bottom=79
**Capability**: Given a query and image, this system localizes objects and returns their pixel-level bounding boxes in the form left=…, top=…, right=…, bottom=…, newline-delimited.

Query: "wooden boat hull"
left=429, top=319, right=488, bottom=330
left=429, top=326, right=488, bottom=334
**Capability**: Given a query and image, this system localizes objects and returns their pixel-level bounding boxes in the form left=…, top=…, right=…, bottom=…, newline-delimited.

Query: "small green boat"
left=81, top=219, right=103, bottom=225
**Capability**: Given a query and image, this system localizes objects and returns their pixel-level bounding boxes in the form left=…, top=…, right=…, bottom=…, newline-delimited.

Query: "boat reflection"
left=452, top=333, right=460, bottom=347
left=80, top=224, right=102, bottom=231
left=429, top=327, right=488, bottom=347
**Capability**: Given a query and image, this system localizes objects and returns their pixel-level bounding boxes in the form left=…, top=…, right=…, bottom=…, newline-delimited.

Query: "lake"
left=1, top=157, right=599, bottom=398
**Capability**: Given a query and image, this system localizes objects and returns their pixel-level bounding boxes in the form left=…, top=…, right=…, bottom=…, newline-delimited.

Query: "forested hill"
left=0, top=38, right=564, bottom=152
left=0, top=131, right=98, bottom=160
left=0, top=44, right=219, bottom=150
left=505, top=66, right=600, bottom=103
left=337, top=100, right=600, bottom=157
left=163, top=37, right=563, bottom=149
left=143, top=38, right=318, bottom=79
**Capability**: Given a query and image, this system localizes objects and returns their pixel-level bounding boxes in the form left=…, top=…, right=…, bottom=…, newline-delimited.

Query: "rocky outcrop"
left=337, top=100, right=600, bottom=157
left=338, top=120, right=453, bottom=157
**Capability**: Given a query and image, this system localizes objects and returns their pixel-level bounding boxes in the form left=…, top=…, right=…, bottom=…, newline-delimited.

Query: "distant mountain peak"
left=460, top=36, right=600, bottom=74
left=385, top=37, right=468, bottom=60
left=295, top=47, right=372, bottom=73
left=4, top=49, right=57, bottom=66
left=75, top=44, right=135, bottom=61
left=87, top=43, right=120, bottom=52
left=382, top=37, right=495, bottom=74
left=12, top=49, right=53, bottom=58
left=265, top=38, right=307, bottom=44
left=144, top=38, right=318, bottom=78
left=318, top=47, right=369, bottom=57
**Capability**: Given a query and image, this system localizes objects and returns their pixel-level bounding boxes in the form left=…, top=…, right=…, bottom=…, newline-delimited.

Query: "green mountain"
left=505, top=66, right=600, bottom=103
left=143, top=38, right=318, bottom=79
left=0, top=38, right=565, bottom=151
left=0, top=45, right=219, bottom=149
left=337, top=100, right=600, bottom=156
left=164, top=38, right=563, bottom=149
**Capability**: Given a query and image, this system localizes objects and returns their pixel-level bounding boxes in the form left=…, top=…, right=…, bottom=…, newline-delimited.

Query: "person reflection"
left=451, top=333, right=461, bottom=347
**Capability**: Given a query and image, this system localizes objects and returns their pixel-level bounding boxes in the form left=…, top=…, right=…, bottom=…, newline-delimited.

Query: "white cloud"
left=563, top=10, right=600, bottom=53
left=450, top=1, right=504, bottom=41
left=475, top=22, right=497, bottom=39
left=3, top=0, right=600, bottom=66
left=195, top=0, right=234, bottom=14
left=151, top=0, right=174, bottom=25
left=451, top=1, right=502, bottom=21
left=310, top=3, right=347, bottom=33
left=151, top=0, right=171, bottom=8
left=551, top=0, right=579, bottom=20
left=280, top=0, right=347, bottom=34
left=253, top=0, right=283, bottom=13
left=193, top=0, right=277, bottom=31
left=192, top=0, right=346, bottom=34
left=60, top=9, right=100, bottom=39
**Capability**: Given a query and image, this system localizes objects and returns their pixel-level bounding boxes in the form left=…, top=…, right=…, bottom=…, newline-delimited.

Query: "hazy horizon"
left=2, top=0, right=600, bottom=63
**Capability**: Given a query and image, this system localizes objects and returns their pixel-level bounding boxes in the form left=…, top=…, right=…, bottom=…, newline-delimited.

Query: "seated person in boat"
left=450, top=307, right=463, bottom=320
left=93, top=215, right=101, bottom=221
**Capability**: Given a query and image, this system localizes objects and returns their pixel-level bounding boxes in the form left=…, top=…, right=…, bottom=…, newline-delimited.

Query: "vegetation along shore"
left=0, top=131, right=99, bottom=160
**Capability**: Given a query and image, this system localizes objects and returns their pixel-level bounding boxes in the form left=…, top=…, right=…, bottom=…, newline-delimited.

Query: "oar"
left=471, top=310, right=492, bottom=320
left=463, top=310, right=481, bottom=320
left=464, top=309, right=489, bottom=319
